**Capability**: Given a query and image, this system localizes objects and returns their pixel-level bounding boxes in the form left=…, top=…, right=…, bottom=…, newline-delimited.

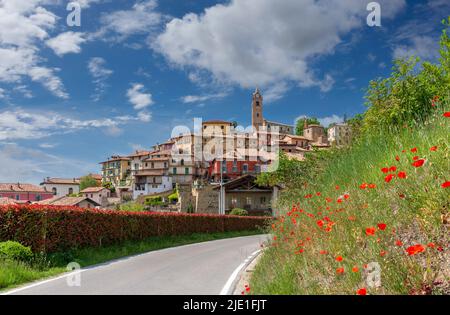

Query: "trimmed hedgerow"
left=0, top=205, right=268, bottom=253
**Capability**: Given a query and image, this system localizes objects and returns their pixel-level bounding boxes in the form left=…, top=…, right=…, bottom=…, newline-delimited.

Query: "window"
left=256, top=101, right=260, bottom=106
left=151, top=162, right=154, bottom=169
left=52, top=187, right=57, bottom=195
left=255, top=165, right=261, bottom=173
left=242, top=164, right=248, bottom=173
left=181, top=159, right=184, bottom=166
left=222, top=163, right=227, bottom=173
left=246, top=197, right=252, bottom=206
left=232, top=161, right=238, bottom=173
left=69, top=188, right=73, bottom=195
left=256, top=113, right=259, bottom=117
left=173, top=168, right=177, bottom=175
left=185, top=168, right=189, bottom=175
left=91, top=194, right=93, bottom=198
left=36, top=195, right=41, bottom=201
left=260, top=196, right=267, bottom=204
left=16, top=195, right=20, bottom=200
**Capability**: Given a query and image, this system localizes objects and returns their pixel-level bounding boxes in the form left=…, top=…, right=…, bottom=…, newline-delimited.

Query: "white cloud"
left=137, top=111, right=152, bottom=122
left=263, top=82, right=290, bottom=103
left=0, top=109, right=144, bottom=141
left=88, top=57, right=113, bottom=101
left=46, top=31, right=86, bottom=56
left=0, top=87, right=5, bottom=99
left=0, top=0, right=68, bottom=98
left=318, top=115, right=344, bottom=127
left=0, top=143, right=97, bottom=184
left=153, top=0, right=405, bottom=97
left=127, top=83, right=154, bottom=110
left=393, top=36, right=440, bottom=61
left=39, top=143, right=57, bottom=149
left=95, top=0, right=163, bottom=42
left=181, top=92, right=227, bottom=104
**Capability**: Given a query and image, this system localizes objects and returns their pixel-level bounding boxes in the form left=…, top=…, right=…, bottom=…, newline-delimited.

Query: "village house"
left=40, top=177, right=80, bottom=197
left=36, top=196, right=101, bottom=208
left=0, top=183, right=54, bottom=202
left=100, top=156, right=131, bottom=187
left=328, top=123, right=352, bottom=147
left=80, top=187, right=110, bottom=207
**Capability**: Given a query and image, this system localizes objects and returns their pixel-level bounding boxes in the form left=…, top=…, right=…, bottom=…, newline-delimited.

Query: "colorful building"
left=0, top=183, right=53, bottom=202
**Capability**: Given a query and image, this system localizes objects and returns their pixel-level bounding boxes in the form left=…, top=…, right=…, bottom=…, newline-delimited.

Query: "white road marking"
left=219, top=249, right=261, bottom=295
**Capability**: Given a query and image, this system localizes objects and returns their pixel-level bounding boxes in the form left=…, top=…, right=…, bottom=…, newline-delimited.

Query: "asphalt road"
left=6, top=234, right=268, bottom=295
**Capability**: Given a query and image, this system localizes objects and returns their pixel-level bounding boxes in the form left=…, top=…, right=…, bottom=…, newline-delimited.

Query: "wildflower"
left=380, top=250, right=387, bottom=257
left=344, top=194, right=350, bottom=199
left=398, top=171, right=407, bottom=179
left=365, top=227, right=376, bottom=236
left=336, top=256, right=343, bottom=262
left=316, top=192, right=321, bottom=196
left=430, top=146, right=438, bottom=151
left=395, top=155, right=400, bottom=162
left=427, top=243, right=435, bottom=248
left=357, top=288, right=367, bottom=295
left=399, top=193, right=406, bottom=199
left=320, top=250, right=328, bottom=255
left=381, top=167, right=389, bottom=174
left=368, top=183, right=376, bottom=189
left=441, top=181, right=450, bottom=188
left=348, top=216, right=356, bottom=221
left=335, top=185, right=340, bottom=190
left=411, top=148, right=417, bottom=153
left=396, top=240, right=403, bottom=246
left=352, top=266, right=359, bottom=272
left=377, top=223, right=387, bottom=231
left=412, top=159, right=425, bottom=168
left=443, top=112, right=450, bottom=117
left=385, top=174, right=395, bottom=183
left=389, top=166, right=397, bottom=172
left=437, top=246, right=443, bottom=252
left=316, top=220, right=324, bottom=228
left=360, top=183, right=368, bottom=189
left=406, top=244, right=426, bottom=256
left=337, top=198, right=343, bottom=203
left=336, top=267, right=345, bottom=274
left=412, top=156, right=419, bottom=161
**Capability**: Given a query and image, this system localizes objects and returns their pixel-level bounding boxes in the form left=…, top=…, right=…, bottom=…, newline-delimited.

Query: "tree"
left=79, top=175, right=100, bottom=191
left=295, top=117, right=320, bottom=136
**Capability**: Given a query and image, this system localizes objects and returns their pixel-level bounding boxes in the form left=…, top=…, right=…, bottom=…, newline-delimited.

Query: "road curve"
left=5, top=234, right=268, bottom=295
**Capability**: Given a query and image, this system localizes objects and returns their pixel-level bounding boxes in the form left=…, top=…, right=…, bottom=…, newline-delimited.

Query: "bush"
left=145, top=196, right=163, bottom=206
left=229, top=208, right=249, bottom=216
left=168, top=192, right=178, bottom=204
left=0, top=241, right=33, bottom=262
left=0, top=205, right=268, bottom=253
left=118, top=202, right=145, bottom=212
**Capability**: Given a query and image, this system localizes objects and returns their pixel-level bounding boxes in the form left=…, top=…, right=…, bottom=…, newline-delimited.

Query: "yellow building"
left=100, top=156, right=131, bottom=187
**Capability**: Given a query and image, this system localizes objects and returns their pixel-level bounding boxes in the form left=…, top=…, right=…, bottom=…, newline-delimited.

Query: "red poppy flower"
left=335, top=185, right=340, bottom=190
left=381, top=167, right=389, bottom=174
left=406, top=244, right=425, bottom=256
left=352, top=266, right=359, bottom=273
left=348, top=216, right=356, bottom=221
left=365, top=227, right=376, bottom=236
left=412, top=159, right=425, bottom=168
left=398, top=171, right=407, bottom=179
left=389, top=166, right=397, bottom=172
left=336, top=267, right=344, bottom=274
left=344, top=194, right=350, bottom=199
left=317, top=220, right=324, bottom=228
left=320, top=250, right=328, bottom=255
left=395, top=155, right=400, bottom=161
left=368, top=183, right=376, bottom=189
left=336, top=256, right=343, bottom=262
left=357, top=288, right=367, bottom=295
left=377, top=223, right=387, bottom=231
left=396, top=240, right=403, bottom=246
left=316, top=192, right=321, bottom=196
left=444, top=112, right=450, bottom=117
left=411, top=148, right=417, bottom=153
left=430, top=146, right=438, bottom=151
left=337, top=198, right=343, bottom=203
left=360, top=183, right=368, bottom=189
left=399, top=193, right=406, bottom=199
left=385, top=174, right=395, bottom=183
left=413, top=156, right=419, bottom=161
left=380, top=250, right=387, bottom=257
left=437, top=246, right=443, bottom=252
left=442, top=181, right=450, bottom=188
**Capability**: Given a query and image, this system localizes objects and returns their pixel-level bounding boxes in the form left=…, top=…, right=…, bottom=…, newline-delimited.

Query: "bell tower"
left=252, top=87, right=264, bottom=130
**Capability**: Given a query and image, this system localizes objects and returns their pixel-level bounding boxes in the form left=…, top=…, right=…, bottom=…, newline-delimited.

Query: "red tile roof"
left=0, top=183, right=48, bottom=193
left=41, top=178, right=80, bottom=185
left=80, top=187, right=108, bottom=193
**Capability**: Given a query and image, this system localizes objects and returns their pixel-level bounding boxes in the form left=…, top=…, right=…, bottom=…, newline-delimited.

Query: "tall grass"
left=251, top=105, right=449, bottom=295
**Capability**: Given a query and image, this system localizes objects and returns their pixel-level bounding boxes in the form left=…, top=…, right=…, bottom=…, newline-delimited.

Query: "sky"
left=0, top=0, right=449, bottom=184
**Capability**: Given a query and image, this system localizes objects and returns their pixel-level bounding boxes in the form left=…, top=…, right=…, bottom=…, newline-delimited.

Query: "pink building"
left=0, top=183, right=54, bottom=202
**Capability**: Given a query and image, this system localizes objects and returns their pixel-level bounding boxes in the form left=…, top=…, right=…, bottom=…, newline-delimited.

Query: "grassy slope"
left=0, top=230, right=261, bottom=291
left=251, top=107, right=449, bottom=295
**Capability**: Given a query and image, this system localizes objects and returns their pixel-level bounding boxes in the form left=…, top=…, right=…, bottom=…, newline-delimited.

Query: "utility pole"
left=219, top=159, right=224, bottom=215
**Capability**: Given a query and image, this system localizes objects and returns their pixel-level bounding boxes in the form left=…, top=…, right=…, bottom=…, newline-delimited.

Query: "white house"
left=80, top=187, right=110, bottom=206
left=328, top=123, right=352, bottom=147
left=40, top=178, right=80, bottom=197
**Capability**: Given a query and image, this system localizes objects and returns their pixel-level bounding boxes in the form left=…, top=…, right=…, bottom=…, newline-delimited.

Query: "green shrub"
left=168, top=192, right=178, bottom=203
left=119, top=202, right=145, bottom=212
left=0, top=241, right=33, bottom=262
left=145, top=196, right=163, bottom=206
left=229, top=208, right=249, bottom=216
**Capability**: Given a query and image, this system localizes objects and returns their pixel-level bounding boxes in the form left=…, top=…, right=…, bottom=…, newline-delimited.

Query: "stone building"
left=40, top=177, right=80, bottom=197
left=328, top=123, right=352, bottom=147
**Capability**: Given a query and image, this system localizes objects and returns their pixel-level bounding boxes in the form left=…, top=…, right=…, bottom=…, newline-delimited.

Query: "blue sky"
left=0, top=0, right=448, bottom=183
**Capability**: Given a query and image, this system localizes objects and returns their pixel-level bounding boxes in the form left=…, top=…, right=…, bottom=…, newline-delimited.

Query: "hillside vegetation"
left=251, top=18, right=450, bottom=295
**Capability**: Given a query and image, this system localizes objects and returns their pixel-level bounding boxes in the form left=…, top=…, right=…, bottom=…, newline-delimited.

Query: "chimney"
left=304, top=118, right=308, bottom=130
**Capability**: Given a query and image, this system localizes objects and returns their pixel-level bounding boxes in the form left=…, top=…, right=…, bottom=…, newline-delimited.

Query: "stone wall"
left=192, top=184, right=220, bottom=214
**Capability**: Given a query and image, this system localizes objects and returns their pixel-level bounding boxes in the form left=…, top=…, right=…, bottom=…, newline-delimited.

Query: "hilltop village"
left=1, top=89, right=352, bottom=215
